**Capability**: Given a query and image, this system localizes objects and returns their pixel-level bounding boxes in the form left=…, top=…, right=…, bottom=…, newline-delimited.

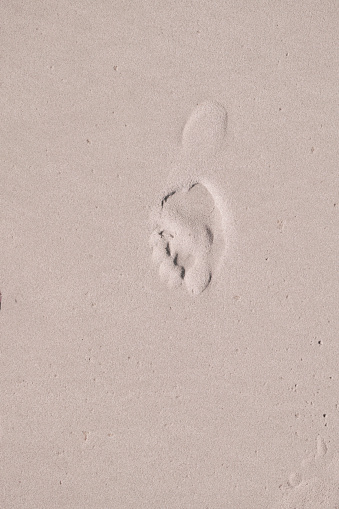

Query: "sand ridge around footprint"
left=149, top=100, right=234, bottom=297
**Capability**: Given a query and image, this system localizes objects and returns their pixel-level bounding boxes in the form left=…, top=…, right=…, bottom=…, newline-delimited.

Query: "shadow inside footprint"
left=150, top=182, right=225, bottom=296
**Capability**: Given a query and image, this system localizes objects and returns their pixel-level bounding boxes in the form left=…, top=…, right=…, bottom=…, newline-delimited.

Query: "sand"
left=1, top=1, right=338, bottom=508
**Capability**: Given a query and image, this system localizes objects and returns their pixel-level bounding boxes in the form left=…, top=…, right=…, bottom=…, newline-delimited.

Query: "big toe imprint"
left=149, top=182, right=225, bottom=296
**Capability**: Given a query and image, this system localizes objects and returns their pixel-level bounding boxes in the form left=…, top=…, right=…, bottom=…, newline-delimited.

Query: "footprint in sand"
left=149, top=100, right=233, bottom=296
left=274, top=436, right=339, bottom=508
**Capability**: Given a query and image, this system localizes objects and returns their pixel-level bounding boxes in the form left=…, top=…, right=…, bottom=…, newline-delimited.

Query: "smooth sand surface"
left=1, top=1, right=338, bottom=508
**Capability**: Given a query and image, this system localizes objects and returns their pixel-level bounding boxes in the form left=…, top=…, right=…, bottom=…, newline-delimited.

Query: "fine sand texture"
left=1, top=1, right=338, bottom=508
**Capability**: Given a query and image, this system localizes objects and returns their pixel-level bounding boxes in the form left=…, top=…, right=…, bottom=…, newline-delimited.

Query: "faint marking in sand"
left=274, top=436, right=339, bottom=508
left=181, top=100, right=228, bottom=160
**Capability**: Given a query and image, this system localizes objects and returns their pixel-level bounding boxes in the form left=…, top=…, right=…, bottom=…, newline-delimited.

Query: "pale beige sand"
left=1, top=1, right=338, bottom=508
